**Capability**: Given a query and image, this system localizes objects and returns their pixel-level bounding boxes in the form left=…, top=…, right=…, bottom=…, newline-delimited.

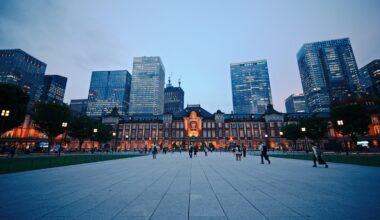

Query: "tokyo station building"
left=103, top=104, right=314, bottom=151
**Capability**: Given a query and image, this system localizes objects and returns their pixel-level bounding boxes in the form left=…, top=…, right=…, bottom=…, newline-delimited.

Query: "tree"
left=94, top=123, right=113, bottom=148
left=0, top=84, right=29, bottom=135
left=331, top=103, right=371, bottom=153
left=68, top=115, right=97, bottom=151
left=33, top=102, right=71, bottom=152
left=282, top=123, right=302, bottom=150
left=300, top=117, right=328, bottom=148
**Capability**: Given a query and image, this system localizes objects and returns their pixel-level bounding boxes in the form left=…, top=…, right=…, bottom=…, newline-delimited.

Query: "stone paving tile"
left=1, top=153, right=380, bottom=220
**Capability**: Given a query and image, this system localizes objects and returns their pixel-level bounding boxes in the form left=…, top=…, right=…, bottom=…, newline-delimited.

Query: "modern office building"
left=230, top=59, right=272, bottom=114
left=285, top=93, right=307, bottom=113
left=359, top=59, right=380, bottom=98
left=0, top=49, right=46, bottom=105
left=297, top=38, right=361, bottom=113
left=164, top=79, right=184, bottom=114
left=129, top=56, right=165, bottom=115
left=40, top=75, right=67, bottom=104
left=69, top=99, right=88, bottom=116
left=86, top=70, right=132, bottom=117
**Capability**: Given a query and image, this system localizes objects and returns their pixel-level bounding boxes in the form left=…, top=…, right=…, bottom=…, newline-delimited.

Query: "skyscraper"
left=297, top=38, right=361, bottom=113
left=0, top=49, right=46, bottom=105
left=164, top=79, right=184, bottom=114
left=359, top=59, right=380, bottom=98
left=40, top=75, right=67, bottom=104
left=129, top=56, right=165, bottom=115
left=230, top=60, right=272, bottom=114
left=285, top=93, right=307, bottom=113
left=86, top=70, right=132, bottom=117
left=69, top=99, right=88, bottom=116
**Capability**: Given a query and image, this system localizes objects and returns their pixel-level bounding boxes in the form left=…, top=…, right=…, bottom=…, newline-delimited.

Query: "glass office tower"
left=86, top=70, right=132, bottom=117
left=297, top=38, right=361, bottom=113
left=40, top=75, right=67, bottom=104
left=359, top=59, right=380, bottom=98
left=285, top=93, right=307, bottom=113
left=0, top=49, right=46, bottom=106
left=230, top=59, right=272, bottom=114
left=164, top=80, right=184, bottom=114
left=129, top=56, right=165, bottom=115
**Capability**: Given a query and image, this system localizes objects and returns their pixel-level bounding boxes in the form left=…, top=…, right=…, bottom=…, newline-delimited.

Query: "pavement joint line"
left=110, top=165, right=173, bottom=219
left=210, top=157, right=306, bottom=218
left=187, top=158, right=192, bottom=220
left=148, top=165, right=183, bottom=220
left=199, top=159, right=230, bottom=220
left=36, top=157, right=158, bottom=219
left=207, top=158, right=269, bottom=220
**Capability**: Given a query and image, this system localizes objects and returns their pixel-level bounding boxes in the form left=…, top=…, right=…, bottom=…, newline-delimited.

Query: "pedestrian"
left=8, top=145, right=16, bottom=158
left=144, top=145, right=148, bottom=154
left=312, top=143, right=328, bottom=168
left=194, top=145, right=198, bottom=157
left=242, top=144, right=247, bottom=157
left=259, top=142, right=270, bottom=164
left=58, top=145, right=63, bottom=156
left=204, top=147, right=208, bottom=156
left=152, top=144, right=158, bottom=159
left=189, top=143, right=193, bottom=158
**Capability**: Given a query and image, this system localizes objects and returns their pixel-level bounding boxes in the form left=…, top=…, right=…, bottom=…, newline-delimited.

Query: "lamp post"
left=112, top=132, right=116, bottom=152
left=125, top=135, right=129, bottom=152
left=92, top=128, right=98, bottom=154
left=337, top=120, right=348, bottom=156
left=301, top=127, right=307, bottom=152
left=279, top=131, right=283, bottom=151
left=61, top=122, right=68, bottom=149
left=264, top=134, right=269, bottom=150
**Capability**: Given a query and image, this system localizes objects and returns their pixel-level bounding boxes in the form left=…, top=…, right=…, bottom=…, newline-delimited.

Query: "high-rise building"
left=86, top=70, right=132, bottom=117
left=359, top=59, right=380, bottom=98
left=69, top=99, right=88, bottom=116
left=40, top=75, right=67, bottom=104
left=0, top=49, right=46, bottom=105
left=129, top=56, right=165, bottom=115
left=164, top=79, right=184, bottom=114
left=285, top=93, right=307, bottom=113
left=230, top=59, right=272, bottom=114
left=297, top=38, right=361, bottom=113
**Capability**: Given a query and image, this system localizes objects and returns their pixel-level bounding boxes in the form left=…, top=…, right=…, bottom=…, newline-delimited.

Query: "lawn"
left=0, top=154, right=142, bottom=174
left=270, top=153, right=380, bottom=167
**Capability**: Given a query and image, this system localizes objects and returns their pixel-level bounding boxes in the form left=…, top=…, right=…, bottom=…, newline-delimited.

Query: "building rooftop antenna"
left=178, top=74, right=182, bottom=87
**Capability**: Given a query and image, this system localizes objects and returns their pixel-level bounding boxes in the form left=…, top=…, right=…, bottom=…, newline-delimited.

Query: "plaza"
left=0, top=153, right=379, bottom=220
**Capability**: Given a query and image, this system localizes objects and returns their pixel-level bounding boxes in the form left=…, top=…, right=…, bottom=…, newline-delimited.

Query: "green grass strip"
left=271, top=154, right=380, bottom=167
left=0, top=154, right=142, bottom=174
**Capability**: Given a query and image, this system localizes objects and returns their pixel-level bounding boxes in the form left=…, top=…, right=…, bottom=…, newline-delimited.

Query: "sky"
left=1, top=0, right=380, bottom=113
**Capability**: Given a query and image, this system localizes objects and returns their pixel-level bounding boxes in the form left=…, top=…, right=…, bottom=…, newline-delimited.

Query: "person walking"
left=259, top=142, right=270, bottom=164
left=242, top=144, right=247, bottom=158
left=189, top=143, right=193, bottom=158
left=204, top=146, right=208, bottom=157
left=194, top=145, right=198, bottom=157
left=152, top=144, right=158, bottom=159
left=312, top=143, right=328, bottom=168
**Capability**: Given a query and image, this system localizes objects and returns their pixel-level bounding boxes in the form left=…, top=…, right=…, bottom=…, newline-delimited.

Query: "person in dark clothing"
left=194, top=145, right=198, bottom=157
left=152, top=144, right=158, bottom=159
left=204, top=147, right=208, bottom=156
left=189, top=144, right=194, bottom=158
left=259, top=142, right=270, bottom=164
left=242, top=144, right=247, bottom=157
left=312, top=144, right=328, bottom=168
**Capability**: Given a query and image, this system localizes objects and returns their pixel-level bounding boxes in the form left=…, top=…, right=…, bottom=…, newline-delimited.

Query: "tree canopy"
left=68, top=115, right=97, bottom=150
left=0, top=84, right=29, bottom=135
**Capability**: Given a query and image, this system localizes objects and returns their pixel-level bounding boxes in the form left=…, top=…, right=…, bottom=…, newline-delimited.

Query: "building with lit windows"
left=230, top=60, right=272, bottom=114
left=69, top=99, right=88, bottom=116
left=285, top=93, right=307, bottom=113
left=164, top=79, right=184, bottom=114
left=129, top=56, right=165, bottom=115
left=359, top=59, right=380, bottom=99
left=40, top=75, right=67, bottom=104
left=297, top=38, right=361, bottom=113
left=0, top=49, right=46, bottom=107
left=86, top=70, right=132, bottom=117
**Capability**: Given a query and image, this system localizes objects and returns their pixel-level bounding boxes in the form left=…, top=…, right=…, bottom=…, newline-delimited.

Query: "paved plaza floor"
left=0, top=152, right=379, bottom=220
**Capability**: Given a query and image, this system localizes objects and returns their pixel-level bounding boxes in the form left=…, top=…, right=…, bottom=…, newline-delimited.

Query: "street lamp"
left=61, top=122, right=68, bottom=149
left=92, top=128, right=98, bottom=153
left=337, top=120, right=348, bottom=156
left=1, top=109, right=10, bottom=117
left=301, top=127, right=307, bottom=152
left=264, top=134, right=269, bottom=149
left=125, top=135, right=129, bottom=152
left=112, top=132, right=116, bottom=152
